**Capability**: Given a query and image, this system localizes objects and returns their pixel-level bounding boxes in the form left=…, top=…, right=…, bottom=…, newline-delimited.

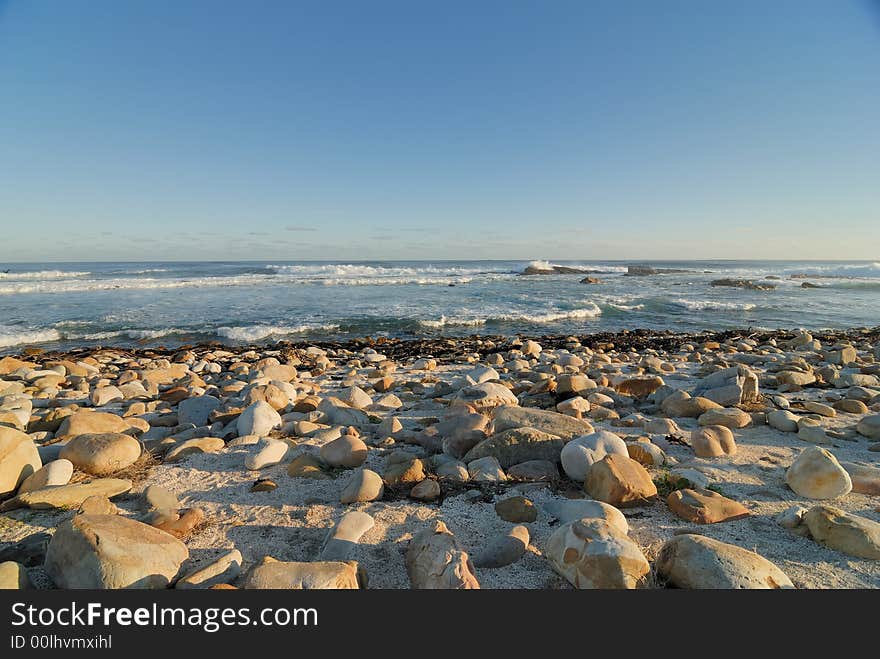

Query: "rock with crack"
left=405, top=521, right=480, bottom=589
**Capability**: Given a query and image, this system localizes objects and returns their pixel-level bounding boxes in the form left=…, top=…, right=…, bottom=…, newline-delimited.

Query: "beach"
left=1, top=326, right=879, bottom=589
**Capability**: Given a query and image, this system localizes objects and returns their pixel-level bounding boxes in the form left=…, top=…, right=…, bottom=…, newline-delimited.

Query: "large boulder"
left=242, top=557, right=362, bottom=589
left=802, top=505, right=880, bottom=559
left=236, top=400, right=282, bottom=437
left=585, top=454, right=657, bottom=507
left=56, top=411, right=131, bottom=440
left=435, top=411, right=490, bottom=458
left=17, top=459, right=73, bottom=494
left=667, top=488, right=750, bottom=524
left=690, top=425, right=737, bottom=458
left=177, top=395, right=221, bottom=427
left=45, top=514, right=188, bottom=589
left=856, top=414, right=880, bottom=440
left=405, top=521, right=480, bottom=589
left=691, top=365, right=759, bottom=406
left=462, top=427, right=566, bottom=468
left=60, top=433, right=141, bottom=476
left=0, top=427, right=41, bottom=497
left=545, top=518, right=649, bottom=589
left=656, top=534, right=794, bottom=589
left=450, top=382, right=518, bottom=413
left=560, top=430, right=628, bottom=482
left=786, top=446, right=852, bottom=499
left=490, top=406, right=593, bottom=440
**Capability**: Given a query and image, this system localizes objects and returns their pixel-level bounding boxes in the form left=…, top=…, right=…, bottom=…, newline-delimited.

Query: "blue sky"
left=1, top=0, right=878, bottom=261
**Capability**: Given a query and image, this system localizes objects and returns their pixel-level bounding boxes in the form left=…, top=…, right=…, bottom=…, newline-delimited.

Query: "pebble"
left=494, top=495, right=537, bottom=522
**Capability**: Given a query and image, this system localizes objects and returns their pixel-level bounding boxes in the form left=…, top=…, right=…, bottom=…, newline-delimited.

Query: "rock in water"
left=785, top=446, right=852, bottom=499
left=474, top=526, right=529, bottom=568
left=656, top=534, right=794, bottom=589
left=60, top=433, right=141, bottom=476
left=545, top=518, right=650, bottom=589
left=406, top=521, right=480, bottom=589
left=802, top=505, right=880, bottom=559
left=242, top=557, right=362, bottom=589
left=666, top=488, right=750, bottom=524
left=560, top=430, right=628, bottom=482
left=236, top=400, right=282, bottom=437
left=0, top=427, right=41, bottom=497
left=44, top=514, right=188, bottom=589
left=585, top=454, right=657, bottom=507
left=462, top=427, right=566, bottom=468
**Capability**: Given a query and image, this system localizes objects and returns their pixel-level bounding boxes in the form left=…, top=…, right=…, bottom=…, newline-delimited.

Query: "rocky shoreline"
left=1, top=326, right=879, bottom=589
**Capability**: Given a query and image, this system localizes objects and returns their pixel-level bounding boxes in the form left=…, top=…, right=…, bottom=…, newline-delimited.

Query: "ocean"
left=1, top=260, right=878, bottom=353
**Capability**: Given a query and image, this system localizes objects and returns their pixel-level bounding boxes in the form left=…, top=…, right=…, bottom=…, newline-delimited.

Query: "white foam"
left=215, top=324, right=338, bottom=342
left=419, top=316, right=488, bottom=328
left=0, top=270, right=90, bottom=280
left=671, top=298, right=757, bottom=311
left=784, top=262, right=880, bottom=279
left=0, top=327, right=61, bottom=348
left=493, top=305, right=603, bottom=323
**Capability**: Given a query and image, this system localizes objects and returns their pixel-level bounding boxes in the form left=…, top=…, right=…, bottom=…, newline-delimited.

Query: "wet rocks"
left=585, top=454, right=657, bottom=507
left=786, top=446, right=852, bottom=499
left=405, top=521, right=480, bottom=589
left=59, top=433, right=141, bottom=476
left=545, top=518, right=650, bottom=589
left=656, top=534, right=794, bottom=588
left=45, top=514, right=188, bottom=589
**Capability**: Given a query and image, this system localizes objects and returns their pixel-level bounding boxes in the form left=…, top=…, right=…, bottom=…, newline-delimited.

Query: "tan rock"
left=545, top=518, right=650, bottom=589
left=691, top=425, right=737, bottom=458
left=802, top=505, right=880, bottom=559
left=667, top=488, right=750, bottom=524
left=0, top=426, right=41, bottom=497
left=405, top=521, right=480, bottom=589
left=585, top=454, right=657, bottom=507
